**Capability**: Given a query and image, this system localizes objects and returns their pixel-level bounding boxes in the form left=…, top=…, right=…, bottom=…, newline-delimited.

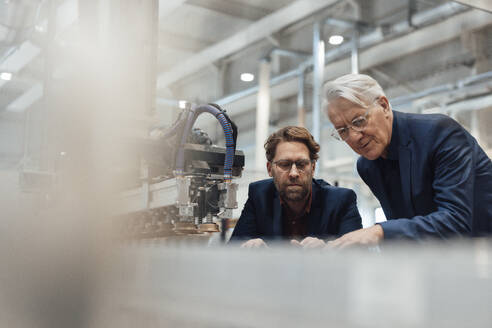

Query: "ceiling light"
left=0, top=72, right=12, bottom=81
left=240, top=73, right=254, bottom=82
left=178, top=100, right=187, bottom=109
left=328, top=35, right=344, bottom=45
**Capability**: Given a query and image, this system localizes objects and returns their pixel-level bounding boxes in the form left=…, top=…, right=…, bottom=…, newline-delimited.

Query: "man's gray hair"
left=323, top=73, right=387, bottom=109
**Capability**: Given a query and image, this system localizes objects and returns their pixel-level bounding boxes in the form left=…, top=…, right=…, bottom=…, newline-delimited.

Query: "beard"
left=273, top=174, right=311, bottom=202
left=280, top=185, right=309, bottom=201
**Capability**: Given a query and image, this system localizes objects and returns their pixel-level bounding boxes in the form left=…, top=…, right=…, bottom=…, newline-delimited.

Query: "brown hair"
left=264, top=126, right=320, bottom=162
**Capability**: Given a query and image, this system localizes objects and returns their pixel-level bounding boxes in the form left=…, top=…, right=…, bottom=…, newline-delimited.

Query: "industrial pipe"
left=175, top=104, right=235, bottom=181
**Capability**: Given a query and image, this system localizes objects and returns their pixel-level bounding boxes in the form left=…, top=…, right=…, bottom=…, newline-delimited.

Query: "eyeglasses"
left=272, top=159, right=314, bottom=172
left=330, top=106, right=372, bottom=141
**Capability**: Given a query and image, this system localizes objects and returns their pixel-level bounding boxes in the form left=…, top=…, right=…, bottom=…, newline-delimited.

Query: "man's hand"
left=240, top=238, right=268, bottom=248
left=290, top=236, right=326, bottom=249
left=327, top=225, right=384, bottom=249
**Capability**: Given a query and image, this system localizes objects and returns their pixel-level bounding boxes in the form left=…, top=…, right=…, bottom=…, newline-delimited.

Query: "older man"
left=323, top=73, right=492, bottom=247
left=230, top=126, right=362, bottom=248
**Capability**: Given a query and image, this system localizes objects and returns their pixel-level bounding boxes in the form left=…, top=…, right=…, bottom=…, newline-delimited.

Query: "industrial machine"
left=116, top=103, right=244, bottom=240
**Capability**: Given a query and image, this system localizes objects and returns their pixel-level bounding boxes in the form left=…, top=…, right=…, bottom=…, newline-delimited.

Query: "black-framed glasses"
left=330, top=106, right=372, bottom=141
left=272, top=159, right=314, bottom=172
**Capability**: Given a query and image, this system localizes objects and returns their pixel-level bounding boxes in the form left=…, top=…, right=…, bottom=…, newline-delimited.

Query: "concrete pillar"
left=312, top=22, right=325, bottom=177
left=471, top=110, right=481, bottom=144
left=255, top=59, right=271, bottom=172
left=297, top=69, right=306, bottom=127
left=351, top=28, right=360, bottom=74
left=53, top=0, right=159, bottom=189
left=312, top=22, right=324, bottom=145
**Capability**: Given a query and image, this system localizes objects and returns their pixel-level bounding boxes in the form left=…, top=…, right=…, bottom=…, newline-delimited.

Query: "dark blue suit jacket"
left=358, top=110, right=492, bottom=240
left=229, top=178, right=362, bottom=241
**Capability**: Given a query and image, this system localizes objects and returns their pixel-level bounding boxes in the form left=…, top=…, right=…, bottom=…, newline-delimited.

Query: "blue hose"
left=175, top=104, right=235, bottom=181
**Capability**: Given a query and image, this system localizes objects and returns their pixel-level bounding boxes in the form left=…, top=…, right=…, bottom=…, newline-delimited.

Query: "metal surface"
left=116, top=142, right=245, bottom=214
left=224, top=182, right=238, bottom=209
left=197, top=222, right=220, bottom=233
left=116, top=178, right=178, bottom=214
left=94, top=240, right=492, bottom=327
left=174, top=221, right=199, bottom=234
left=176, top=176, right=192, bottom=206
left=218, top=208, right=233, bottom=219
left=115, top=106, right=244, bottom=238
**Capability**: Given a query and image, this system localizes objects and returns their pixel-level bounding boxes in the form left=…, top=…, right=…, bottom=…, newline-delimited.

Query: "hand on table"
left=240, top=238, right=268, bottom=248
left=326, top=225, right=384, bottom=250
left=290, top=236, right=326, bottom=249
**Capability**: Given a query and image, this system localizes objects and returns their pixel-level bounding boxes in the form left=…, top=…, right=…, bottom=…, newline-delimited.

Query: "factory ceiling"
left=0, top=0, right=491, bottom=165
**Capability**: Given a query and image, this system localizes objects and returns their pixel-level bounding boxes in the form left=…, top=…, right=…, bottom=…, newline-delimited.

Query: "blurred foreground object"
left=93, top=240, right=492, bottom=327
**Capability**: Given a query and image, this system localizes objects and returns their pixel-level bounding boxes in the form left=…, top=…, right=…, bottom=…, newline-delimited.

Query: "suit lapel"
left=272, top=191, right=282, bottom=236
left=365, top=161, right=393, bottom=218
left=399, top=146, right=414, bottom=215
left=307, top=180, right=323, bottom=235
left=395, top=111, right=415, bottom=215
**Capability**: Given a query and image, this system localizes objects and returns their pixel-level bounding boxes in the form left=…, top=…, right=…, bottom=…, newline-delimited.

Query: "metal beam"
left=186, top=0, right=270, bottom=21
left=0, top=41, right=40, bottom=90
left=159, top=0, right=187, bottom=18
left=201, top=8, right=491, bottom=128
left=454, top=0, right=492, bottom=13
left=159, top=31, right=211, bottom=53
left=446, top=93, right=492, bottom=114
left=6, top=83, right=43, bottom=112
left=156, top=0, right=340, bottom=89
left=270, top=48, right=311, bottom=59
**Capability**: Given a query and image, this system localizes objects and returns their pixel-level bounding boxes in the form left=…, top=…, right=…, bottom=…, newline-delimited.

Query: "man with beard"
left=229, top=126, right=362, bottom=248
